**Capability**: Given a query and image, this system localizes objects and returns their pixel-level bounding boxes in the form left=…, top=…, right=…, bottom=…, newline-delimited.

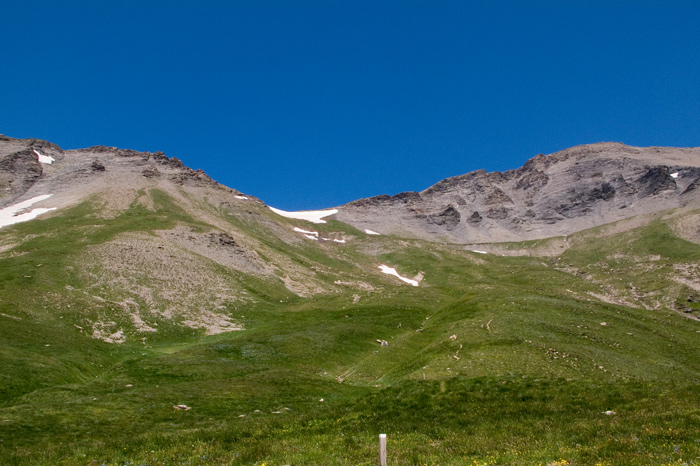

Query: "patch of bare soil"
left=279, top=274, right=329, bottom=297
left=469, top=236, right=570, bottom=257
left=80, top=231, right=245, bottom=342
left=157, top=226, right=267, bottom=275
left=670, top=211, right=700, bottom=245
left=586, top=290, right=644, bottom=309
left=91, top=321, right=126, bottom=344
left=672, top=264, right=700, bottom=291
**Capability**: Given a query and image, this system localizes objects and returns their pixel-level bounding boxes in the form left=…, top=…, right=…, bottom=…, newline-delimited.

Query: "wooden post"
left=379, top=433, right=387, bottom=466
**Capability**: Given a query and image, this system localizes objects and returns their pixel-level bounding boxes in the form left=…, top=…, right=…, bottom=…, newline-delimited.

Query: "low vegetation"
left=2, top=192, right=700, bottom=465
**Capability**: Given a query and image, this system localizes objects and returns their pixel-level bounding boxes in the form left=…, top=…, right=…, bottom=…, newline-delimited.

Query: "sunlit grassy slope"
left=1, top=191, right=700, bottom=465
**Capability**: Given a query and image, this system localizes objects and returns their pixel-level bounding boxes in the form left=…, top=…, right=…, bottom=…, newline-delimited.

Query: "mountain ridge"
left=334, top=141, right=700, bottom=243
left=4, top=135, right=700, bottom=246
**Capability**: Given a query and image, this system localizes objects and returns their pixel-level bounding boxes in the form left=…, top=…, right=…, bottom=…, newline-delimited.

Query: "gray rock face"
left=0, top=148, right=43, bottom=200
left=334, top=143, right=700, bottom=243
left=428, top=205, right=460, bottom=230
left=0, top=135, right=62, bottom=203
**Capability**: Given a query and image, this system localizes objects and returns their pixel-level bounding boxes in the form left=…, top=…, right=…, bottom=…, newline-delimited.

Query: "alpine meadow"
left=2, top=135, right=700, bottom=466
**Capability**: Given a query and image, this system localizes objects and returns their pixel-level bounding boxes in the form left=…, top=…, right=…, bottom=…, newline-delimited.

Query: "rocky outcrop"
left=638, top=166, right=676, bottom=197
left=0, top=149, right=43, bottom=202
left=682, top=172, right=700, bottom=195
left=169, top=168, right=216, bottom=187
left=428, top=205, right=461, bottom=229
left=142, top=166, right=161, bottom=178
left=208, top=232, right=239, bottom=248
left=91, top=160, right=106, bottom=171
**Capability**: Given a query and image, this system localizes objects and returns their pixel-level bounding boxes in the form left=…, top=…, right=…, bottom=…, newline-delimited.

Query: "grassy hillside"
left=1, top=193, right=700, bottom=465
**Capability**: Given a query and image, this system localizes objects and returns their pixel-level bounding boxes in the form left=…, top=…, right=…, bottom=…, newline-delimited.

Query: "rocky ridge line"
left=333, top=142, right=700, bottom=243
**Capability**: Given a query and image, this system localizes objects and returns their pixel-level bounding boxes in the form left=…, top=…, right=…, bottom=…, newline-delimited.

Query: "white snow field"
left=670, top=172, right=679, bottom=179
left=33, top=149, right=55, bottom=164
left=269, top=206, right=338, bottom=224
left=378, top=265, right=419, bottom=286
left=0, top=194, right=57, bottom=229
left=365, top=229, right=381, bottom=235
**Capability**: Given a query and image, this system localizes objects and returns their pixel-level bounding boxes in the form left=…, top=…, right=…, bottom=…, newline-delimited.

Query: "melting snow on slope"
left=293, top=227, right=318, bottom=236
left=33, top=149, right=55, bottom=164
left=0, top=194, right=57, bottom=229
left=269, top=206, right=338, bottom=224
left=235, top=195, right=249, bottom=200
left=292, top=227, right=347, bottom=243
left=365, top=229, right=380, bottom=235
left=378, top=265, right=419, bottom=286
left=470, top=250, right=488, bottom=254
left=670, top=172, right=679, bottom=179
left=293, top=227, right=320, bottom=240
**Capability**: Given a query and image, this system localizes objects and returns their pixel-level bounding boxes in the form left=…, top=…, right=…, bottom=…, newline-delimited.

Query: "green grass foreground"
left=3, top=376, right=700, bottom=465
left=2, top=193, right=700, bottom=465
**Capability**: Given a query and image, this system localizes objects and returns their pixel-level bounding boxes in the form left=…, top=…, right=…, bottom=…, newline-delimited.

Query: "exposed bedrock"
left=334, top=143, right=700, bottom=243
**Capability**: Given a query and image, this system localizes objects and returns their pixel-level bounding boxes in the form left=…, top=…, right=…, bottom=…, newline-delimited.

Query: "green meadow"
left=2, top=192, right=700, bottom=465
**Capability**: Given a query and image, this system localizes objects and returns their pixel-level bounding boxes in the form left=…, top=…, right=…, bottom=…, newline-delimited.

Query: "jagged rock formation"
left=334, top=143, right=700, bottom=243
left=0, top=136, right=59, bottom=202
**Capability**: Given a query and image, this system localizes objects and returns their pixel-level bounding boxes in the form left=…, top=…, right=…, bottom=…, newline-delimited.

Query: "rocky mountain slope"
left=334, top=142, right=700, bottom=243
left=0, top=135, right=387, bottom=343
left=2, top=135, right=699, bottom=345
left=0, top=134, right=243, bottom=213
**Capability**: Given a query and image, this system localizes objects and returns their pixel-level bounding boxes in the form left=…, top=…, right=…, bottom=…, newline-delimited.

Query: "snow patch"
left=269, top=206, right=338, bottom=224
left=293, top=227, right=319, bottom=236
left=470, top=250, right=488, bottom=254
left=670, top=172, right=679, bottom=179
left=33, top=149, right=55, bottom=164
left=292, top=227, right=346, bottom=243
left=365, top=229, right=380, bottom=235
left=0, top=195, right=57, bottom=229
left=378, top=265, right=419, bottom=286
left=235, top=195, right=249, bottom=200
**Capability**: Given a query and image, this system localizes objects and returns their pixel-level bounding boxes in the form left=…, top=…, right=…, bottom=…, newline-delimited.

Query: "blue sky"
left=2, top=1, right=699, bottom=210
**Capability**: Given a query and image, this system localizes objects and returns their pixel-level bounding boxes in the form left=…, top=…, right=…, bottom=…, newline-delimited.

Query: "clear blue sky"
left=2, top=1, right=699, bottom=210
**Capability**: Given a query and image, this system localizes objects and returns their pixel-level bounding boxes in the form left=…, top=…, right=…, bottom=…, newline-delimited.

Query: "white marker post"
left=379, top=433, right=387, bottom=466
